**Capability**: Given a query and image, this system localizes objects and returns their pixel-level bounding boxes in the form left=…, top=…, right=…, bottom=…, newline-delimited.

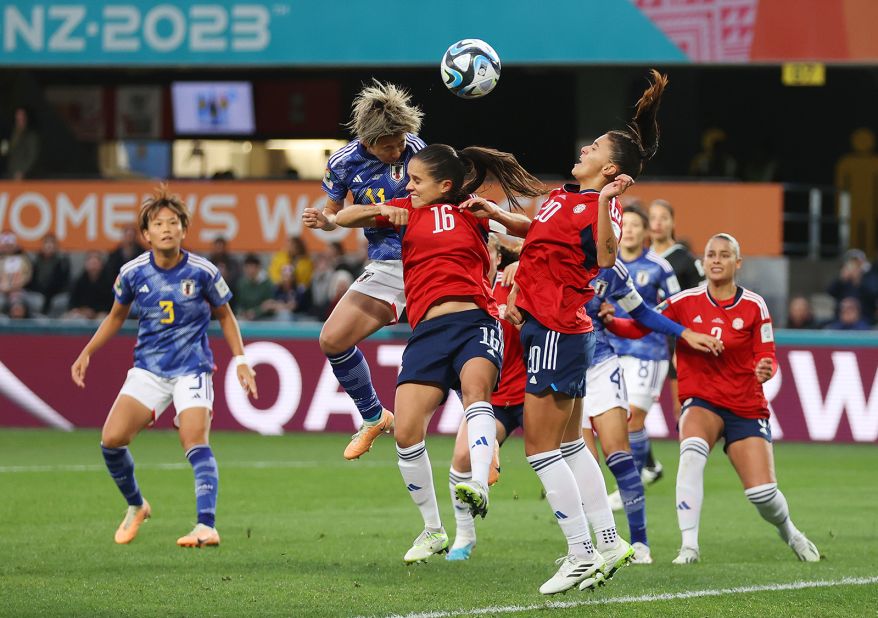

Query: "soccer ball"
left=441, top=39, right=501, bottom=99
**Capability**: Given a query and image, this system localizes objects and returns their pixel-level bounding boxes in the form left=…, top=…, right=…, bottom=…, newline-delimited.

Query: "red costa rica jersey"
left=376, top=197, right=498, bottom=329
left=659, top=285, right=776, bottom=418
left=491, top=270, right=526, bottom=407
left=515, top=186, right=622, bottom=334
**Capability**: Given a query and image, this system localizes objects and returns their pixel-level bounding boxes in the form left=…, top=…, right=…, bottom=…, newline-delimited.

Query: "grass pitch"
left=0, top=429, right=875, bottom=617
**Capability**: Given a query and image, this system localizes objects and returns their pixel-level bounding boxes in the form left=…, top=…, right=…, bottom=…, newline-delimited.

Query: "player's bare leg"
left=728, top=437, right=820, bottom=562
left=176, top=407, right=220, bottom=547
left=101, top=395, right=154, bottom=544
left=673, top=406, right=722, bottom=564
left=321, top=291, right=397, bottom=460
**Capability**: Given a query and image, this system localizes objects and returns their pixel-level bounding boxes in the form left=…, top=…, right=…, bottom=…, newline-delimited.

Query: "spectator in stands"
left=208, top=236, right=241, bottom=289
left=65, top=251, right=114, bottom=319
left=0, top=231, right=32, bottom=311
left=26, top=233, right=70, bottom=314
left=786, top=295, right=819, bottom=329
left=6, top=296, right=31, bottom=319
left=308, top=251, right=338, bottom=319
left=827, top=249, right=875, bottom=324
left=104, top=225, right=146, bottom=279
left=823, top=297, right=870, bottom=331
left=235, top=253, right=275, bottom=320
left=263, top=264, right=301, bottom=320
left=329, top=240, right=365, bottom=278
left=268, top=236, right=313, bottom=289
left=5, top=107, right=40, bottom=180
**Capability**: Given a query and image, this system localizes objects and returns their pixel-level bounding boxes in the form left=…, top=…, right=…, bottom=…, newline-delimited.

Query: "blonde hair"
left=708, top=232, right=741, bottom=258
left=139, top=184, right=190, bottom=231
left=344, top=79, right=424, bottom=145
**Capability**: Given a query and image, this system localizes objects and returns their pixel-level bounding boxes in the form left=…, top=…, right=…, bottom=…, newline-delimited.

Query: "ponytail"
left=607, top=69, right=669, bottom=179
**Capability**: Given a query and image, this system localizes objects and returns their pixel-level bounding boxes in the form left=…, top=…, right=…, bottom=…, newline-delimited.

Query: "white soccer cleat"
left=630, top=541, right=653, bottom=564
left=403, top=528, right=449, bottom=564
left=454, top=480, right=489, bottom=519
left=641, top=461, right=664, bottom=486
left=672, top=546, right=700, bottom=565
left=589, top=539, right=634, bottom=586
left=607, top=489, right=624, bottom=512
left=540, top=553, right=604, bottom=595
left=788, top=532, right=821, bottom=562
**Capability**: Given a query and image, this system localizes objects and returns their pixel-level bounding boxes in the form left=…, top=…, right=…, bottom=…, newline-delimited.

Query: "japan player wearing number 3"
left=607, top=233, right=820, bottom=564
left=335, top=143, right=541, bottom=563
left=70, top=186, right=258, bottom=548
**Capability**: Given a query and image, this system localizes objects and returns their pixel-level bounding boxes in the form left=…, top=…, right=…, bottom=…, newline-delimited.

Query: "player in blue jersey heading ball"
left=71, top=185, right=257, bottom=547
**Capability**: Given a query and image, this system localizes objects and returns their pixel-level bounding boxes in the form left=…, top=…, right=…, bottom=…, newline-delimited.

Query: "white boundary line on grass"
left=0, top=460, right=393, bottom=473
left=368, top=576, right=878, bottom=618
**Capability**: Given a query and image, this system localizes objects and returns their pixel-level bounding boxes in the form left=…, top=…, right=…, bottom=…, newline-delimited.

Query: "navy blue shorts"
left=681, top=397, right=772, bottom=453
left=519, top=311, right=595, bottom=399
left=494, top=403, right=523, bottom=441
left=398, top=309, right=503, bottom=397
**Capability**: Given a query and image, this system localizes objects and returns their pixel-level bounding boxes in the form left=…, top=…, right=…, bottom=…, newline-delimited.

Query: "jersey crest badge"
left=390, top=163, right=405, bottom=182
left=181, top=279, right=197, bottom=297
left=635, top=270, right=649, bottom=286
left=323, top=167, right=333, bottom=190
left=573, top=204, right=586, bottom=214
left=732, top=317, right=744, bottom=330
left=593, top=279, right=608, bottom=298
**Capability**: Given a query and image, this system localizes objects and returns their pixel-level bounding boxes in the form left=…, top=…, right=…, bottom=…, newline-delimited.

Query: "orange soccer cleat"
left=176, top=523, right=221, bottom=548
left=343, top=409, right=395, bottom=460
left=114, top=499, right=151, bottom=544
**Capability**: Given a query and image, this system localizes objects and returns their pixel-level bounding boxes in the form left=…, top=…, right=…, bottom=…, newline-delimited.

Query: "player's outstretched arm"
left=71, top=301, right=131, bottom=388
left=302, top=199, right=343, bottom=232
left=213, top=303, right=258, bottom=400
left=335, top=203, right=408, bottom=228
left=458, top=197, right=532, bottom=238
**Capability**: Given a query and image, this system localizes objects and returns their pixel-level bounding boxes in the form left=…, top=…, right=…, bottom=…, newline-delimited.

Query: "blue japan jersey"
left=114, top=251, right=232, bottom=378
left=607, top=249, right=680, bottom=361
left=322, top=133, right=426, bottom=260
left=586, top=263, right=642, bottom=366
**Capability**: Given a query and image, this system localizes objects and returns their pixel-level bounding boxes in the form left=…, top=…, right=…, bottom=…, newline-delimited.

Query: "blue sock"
left=328, top=346, right=384, bottom=423
left=607, top=450, right=648, bottom=546
left=101, top=445, right=143, bottom=506
left=629, top=429, right=650, bottom=473
left=186, top=445, right=218, bottom=528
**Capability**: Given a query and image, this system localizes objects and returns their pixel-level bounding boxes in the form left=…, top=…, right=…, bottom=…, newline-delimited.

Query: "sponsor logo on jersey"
left=114, top=276, right=124, bottom=296
left=137, top=283, right=150, bottom=294
left=635, top=270, right=649, bottom=286
left=323, top=167, right=333, bottom=190
left=693, top=315, right=703, bottom=323
left=712, top=317, right=724, bottom=324
left=214, top=278, right=230, bottom=297
left=181, top=279, right=197, bottom=297
left=390, top=163, right=405, bottom=182
left=593, top=279, right=608, bottom=298
left=732, top=317, right=744, bottom=330
left=573, top=203, right=586, bottom=214
left=529, top=375, right=538, bottom=384
left=353, top=174, right=363, bottom=183
left=356, top=271, right=374, bottom=284
left=761, top=322, right=774, bottom=343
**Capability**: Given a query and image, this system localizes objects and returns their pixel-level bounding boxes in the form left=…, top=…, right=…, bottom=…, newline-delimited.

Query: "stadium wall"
left=1, top=325, right=876, bottom=444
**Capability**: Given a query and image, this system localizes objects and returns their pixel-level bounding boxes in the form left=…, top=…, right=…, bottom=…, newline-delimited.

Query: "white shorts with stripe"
left=582, top=356, right=629, bottom=428
left=118, top=367, right=214, bottom=427
left=618, top=356, right=669, bottom=411
left=347, top=259, right=406, bottom=324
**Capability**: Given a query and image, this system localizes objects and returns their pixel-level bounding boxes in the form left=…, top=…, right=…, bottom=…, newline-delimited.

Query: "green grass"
left=0, top=430, right=875, bottom=617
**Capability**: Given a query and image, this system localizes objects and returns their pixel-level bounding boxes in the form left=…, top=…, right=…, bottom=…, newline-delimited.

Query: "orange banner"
left=0, top=180, right=783, bottom=256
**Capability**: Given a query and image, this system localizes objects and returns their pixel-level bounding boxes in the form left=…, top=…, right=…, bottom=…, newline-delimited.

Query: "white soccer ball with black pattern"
left=441, top=39, right=501, bottom=99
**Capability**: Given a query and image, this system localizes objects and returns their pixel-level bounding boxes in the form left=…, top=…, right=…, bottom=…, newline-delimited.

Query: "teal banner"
left=0, top=0, right=687, bottom=66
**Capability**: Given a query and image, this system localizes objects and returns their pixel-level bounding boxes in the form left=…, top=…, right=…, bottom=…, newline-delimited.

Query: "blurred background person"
left=208, top=236, right=242, bottom=289
left=269, top=236, right=313, bottom=289
left=4, top=106, right=40, bottom=180
left=64, top=251, right=114, bottom=319
left=105, top=226, right=147, bottom=280
left=26, top=233, right=71, bottom=315
left=262, top=264, right=301, bottom=321
left=0, top=231, right=33, bottom=312
left=786, top=295, right=819, bottom=329
left=689, top=127, right=737, bottom=178
left=823, top=296, right=870, bottom=331
left=826, top=249, right=875, bottom=325
left=235, top=253, right=275, bottom=320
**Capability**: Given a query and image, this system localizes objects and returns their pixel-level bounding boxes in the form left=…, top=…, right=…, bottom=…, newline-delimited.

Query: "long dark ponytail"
left=413, top=144, right=545, bottom=210
left=607, top=69, right=669, bottom=179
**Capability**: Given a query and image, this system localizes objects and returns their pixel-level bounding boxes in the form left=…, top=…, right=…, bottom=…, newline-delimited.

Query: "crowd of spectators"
left=0, top=229, right=366, bottom=323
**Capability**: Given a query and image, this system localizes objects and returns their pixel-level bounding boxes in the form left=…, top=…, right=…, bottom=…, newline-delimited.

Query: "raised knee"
left=318, top=330, right=346, bottom=356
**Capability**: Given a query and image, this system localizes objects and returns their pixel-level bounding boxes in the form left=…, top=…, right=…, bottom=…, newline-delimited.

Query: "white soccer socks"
left=676, top=437, right=709, bottom=550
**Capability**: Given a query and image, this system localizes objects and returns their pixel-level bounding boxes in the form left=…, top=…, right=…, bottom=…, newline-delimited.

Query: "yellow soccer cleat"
left=114, top=499, right=151, bottom=544
left=176, top=523, right=221, bottom=548
left=488, top=441, right=501, bottom=486
left=344, top=409, right=394, bottom=460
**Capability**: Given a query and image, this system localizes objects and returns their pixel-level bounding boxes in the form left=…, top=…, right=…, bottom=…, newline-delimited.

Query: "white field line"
left=0, top=459, right=400, bottom=473
left=368, top=576, right=878, bottom=618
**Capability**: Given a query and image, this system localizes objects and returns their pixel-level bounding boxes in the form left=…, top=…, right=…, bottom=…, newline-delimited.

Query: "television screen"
left=171, top=82, right=254, bottom=135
